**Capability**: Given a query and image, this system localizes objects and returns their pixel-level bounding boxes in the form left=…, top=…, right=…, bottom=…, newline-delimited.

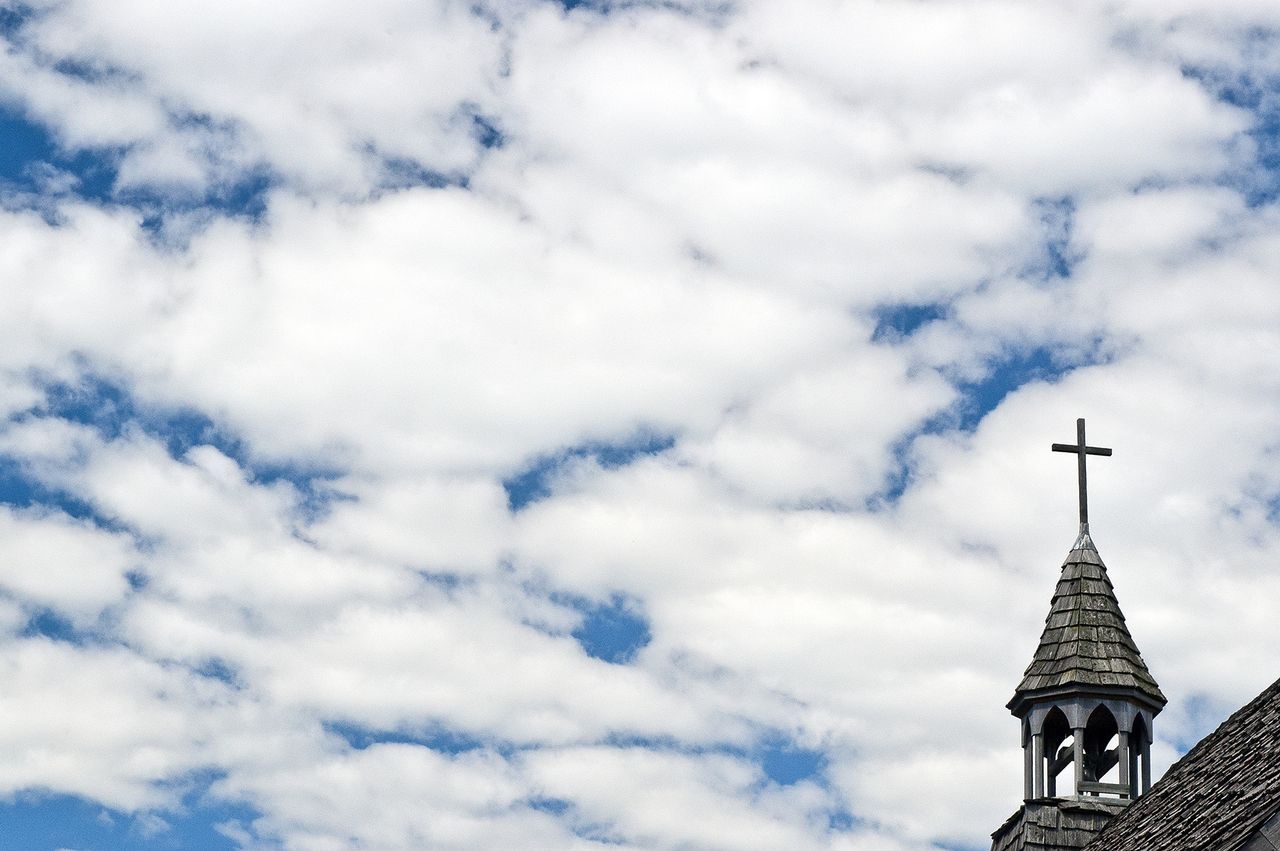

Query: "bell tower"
left=1008, top=530, right=1166, bottom=801
left=992, top=420, right=1166, bottom=851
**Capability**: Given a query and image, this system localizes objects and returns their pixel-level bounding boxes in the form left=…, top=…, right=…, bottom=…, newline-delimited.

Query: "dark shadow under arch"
left=1043, top=707, right=1073, bottom=796
left=1083, top=703, right=1119, bottom=782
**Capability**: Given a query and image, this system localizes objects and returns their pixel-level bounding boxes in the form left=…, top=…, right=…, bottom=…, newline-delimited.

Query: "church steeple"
left=1008, top=420, right=1165, bottom=803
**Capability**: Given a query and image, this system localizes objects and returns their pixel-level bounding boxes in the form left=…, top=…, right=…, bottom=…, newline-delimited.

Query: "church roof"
left=1010, top=532, right=1166, bottom=711
left=1088, top=676, right=1280, bottom=851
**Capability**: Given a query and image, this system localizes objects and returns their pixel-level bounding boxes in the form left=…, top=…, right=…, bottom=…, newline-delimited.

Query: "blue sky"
left=2, top=1, right=1280, bottom=849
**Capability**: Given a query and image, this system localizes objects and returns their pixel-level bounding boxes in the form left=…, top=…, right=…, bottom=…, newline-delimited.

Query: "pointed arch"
left=1083, top=704, right=1119, bottom=783
left=1043, top=706, right=1072, bottom=754
left=1131, top=712, right=1149, bottom=745
left=1042, top=707, right=1074, bottom=796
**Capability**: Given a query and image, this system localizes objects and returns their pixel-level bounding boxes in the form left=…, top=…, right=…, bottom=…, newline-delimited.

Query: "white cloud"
left=2, top=0, right=1280, bottom=848
left=0, top=639, right=235, bottom=810
left=216, top=743, right=597, bottom=851
left=6, top=0, right=508, bottom=194
left=523, top=745, right=832, bottom=849
left=309, top=473, right=513, bottom=573
left=0, top=506, right=137, bottom=622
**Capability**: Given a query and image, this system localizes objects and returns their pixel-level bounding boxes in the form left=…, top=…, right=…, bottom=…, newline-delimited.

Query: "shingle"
left=1079, top=579, right=1112, bottom=595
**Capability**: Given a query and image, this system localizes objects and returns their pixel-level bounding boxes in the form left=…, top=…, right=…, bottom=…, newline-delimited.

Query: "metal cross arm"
left=1051, top=418, right=1112, bottom=533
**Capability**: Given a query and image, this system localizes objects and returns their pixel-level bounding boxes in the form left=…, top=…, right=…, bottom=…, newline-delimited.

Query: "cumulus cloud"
left=0, top=639, right=236, bottom=810
left=0, top=505, right=137, bottom=621
left=1, top=0, right=1280, bottom=848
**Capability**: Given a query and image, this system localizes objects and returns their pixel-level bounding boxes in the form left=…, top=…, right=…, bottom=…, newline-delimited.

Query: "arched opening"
left=1082, top=704, right=1121, bottom=792
left=1042, top=707, right=1074, bottom=797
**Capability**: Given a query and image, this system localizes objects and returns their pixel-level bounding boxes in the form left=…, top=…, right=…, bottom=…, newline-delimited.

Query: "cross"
left=1051, top=418, right=1112, bottom=533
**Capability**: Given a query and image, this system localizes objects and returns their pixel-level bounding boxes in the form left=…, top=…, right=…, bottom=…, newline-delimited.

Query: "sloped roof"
left=1010, top=532, right=1166, bottom=710
left=1088, top=676, right=1280, bottom=851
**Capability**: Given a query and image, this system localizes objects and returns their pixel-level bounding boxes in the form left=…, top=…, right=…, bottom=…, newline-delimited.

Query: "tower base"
left=991, top=798, right=1127, bottom=851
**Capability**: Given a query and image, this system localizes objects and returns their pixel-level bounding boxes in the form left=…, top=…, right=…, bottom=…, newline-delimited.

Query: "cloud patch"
left=3, top=0, right=1280, bottom=849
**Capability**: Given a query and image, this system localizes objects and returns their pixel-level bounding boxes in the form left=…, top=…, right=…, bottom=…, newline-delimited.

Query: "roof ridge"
left=1158, top=677, right=1280, bottom=783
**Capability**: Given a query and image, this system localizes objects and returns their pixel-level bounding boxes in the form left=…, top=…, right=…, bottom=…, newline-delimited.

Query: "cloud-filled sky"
left=3, top=0, right=1280, bottom=848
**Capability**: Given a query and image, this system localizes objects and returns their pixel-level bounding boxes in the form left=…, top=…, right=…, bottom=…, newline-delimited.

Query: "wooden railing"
left=1078, top=781, right=1131, bottom=798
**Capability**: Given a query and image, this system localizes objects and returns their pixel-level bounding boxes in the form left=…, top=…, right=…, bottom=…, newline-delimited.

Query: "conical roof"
left=1009, top=531, right=1166, bottom=712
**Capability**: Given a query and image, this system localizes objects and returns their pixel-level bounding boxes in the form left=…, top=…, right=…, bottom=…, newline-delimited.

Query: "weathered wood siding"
left=992, top=799, right=1124, bottom=851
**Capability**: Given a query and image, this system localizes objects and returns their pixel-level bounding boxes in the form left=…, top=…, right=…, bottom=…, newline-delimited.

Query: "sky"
left=2, top=0, right=1280, bottom=849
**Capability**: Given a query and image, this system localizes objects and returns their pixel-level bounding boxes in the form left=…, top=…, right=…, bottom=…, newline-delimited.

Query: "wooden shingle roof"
left=1088, top=676, right=1280, bottom=851
left=1010, top=533, right=1166, bottom=709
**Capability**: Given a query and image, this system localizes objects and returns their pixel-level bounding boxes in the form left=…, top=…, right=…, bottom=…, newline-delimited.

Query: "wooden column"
left=1129, top=735, right=1139, bottom=797
left=1033, top=733, right=1045, bottom=798
left=1073, top=728, right=1085, bottom=797
left=1117, top=730, right=1131, bottom=796
left=1024, top=737, right=1034, bottom=800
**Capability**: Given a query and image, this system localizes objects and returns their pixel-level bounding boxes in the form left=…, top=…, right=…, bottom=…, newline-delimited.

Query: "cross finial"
left=1051, top=418, right=1112, bottom=534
